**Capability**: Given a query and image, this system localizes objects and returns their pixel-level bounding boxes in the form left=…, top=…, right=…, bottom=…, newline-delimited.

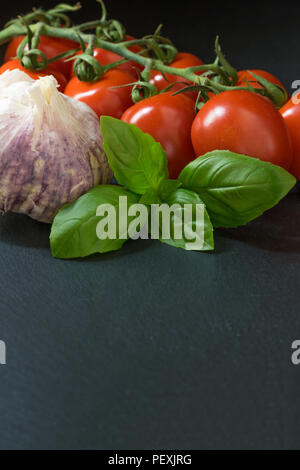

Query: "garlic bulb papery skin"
left=0, top=70, right=113, bottom=223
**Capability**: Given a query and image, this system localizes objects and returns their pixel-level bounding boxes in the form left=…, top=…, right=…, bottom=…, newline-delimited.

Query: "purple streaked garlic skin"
left=0, top=70, right=113, bottom=223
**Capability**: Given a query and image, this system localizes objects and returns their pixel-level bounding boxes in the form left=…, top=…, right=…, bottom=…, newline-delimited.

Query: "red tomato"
left=5, top=35, right=78, bottom=79
left=149, top=52, right=204, bottom=101
left=64, top=69, right=134, bottom=118
left=280, top=98, right=300, bottom=179
left=191, top=90, right=293, bottom=170
left=71, top=35, right=142, bottom=79
left=0, top=59, right=68, bottom=91
left=237, top=69, right=288, bottom=94
left=121, top=92, right=196, bottom=178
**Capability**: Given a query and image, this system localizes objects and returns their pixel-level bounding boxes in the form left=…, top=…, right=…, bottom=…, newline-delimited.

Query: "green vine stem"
left=5, top=2, right=82, bottom=28
left=0, top=22, right=196, bottom=79
left=0, top=9, right=287, bottom=107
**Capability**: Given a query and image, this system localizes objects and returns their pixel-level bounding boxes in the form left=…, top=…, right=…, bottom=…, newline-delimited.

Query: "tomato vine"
left=0, top=1, right=288, bottom=107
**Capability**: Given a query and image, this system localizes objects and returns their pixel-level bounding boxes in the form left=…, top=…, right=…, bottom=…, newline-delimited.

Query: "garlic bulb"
left=0, top=70, right=112, bottom=223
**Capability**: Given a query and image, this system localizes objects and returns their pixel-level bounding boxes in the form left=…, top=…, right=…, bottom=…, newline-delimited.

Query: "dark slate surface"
left=0, top=0, right=300, bottom=450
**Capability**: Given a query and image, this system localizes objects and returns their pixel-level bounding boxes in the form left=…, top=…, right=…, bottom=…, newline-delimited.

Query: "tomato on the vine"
left=0, top=59, right=68, bottom=91
left=191, top=90, right=293, bottom=170
left=149, top=52, right=204, bottom=101
left=280, top=98, right=300, bottom=179
left=71, top=35, right=142, bottom=79
left=5, top=35, right=78, bottom=79
left=64, top=69, right=134, bottom=118
left=237, top=69, right=288, bottom=94
left=121, top=92, right=196, bottom=178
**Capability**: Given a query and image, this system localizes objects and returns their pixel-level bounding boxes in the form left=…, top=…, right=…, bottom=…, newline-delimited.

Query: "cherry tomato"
left=71, top=35, right=142, bottom=79
left=5, top=36, right=78, bottom=79
left=191, top=90, right=293, bottom=170
left=237, top=69, right=288, bottom=94
left=0, top=59, right=68, bottom=91
left=64, top=69, right=134, bottom=118
left=149, top=52, right=204, bottom=101
left=121, top=92, right=196, bottom=178
left=280, top=98, right=300, bottom=179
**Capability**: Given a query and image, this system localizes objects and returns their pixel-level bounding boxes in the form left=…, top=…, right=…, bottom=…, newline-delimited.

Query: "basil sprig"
left=50, top=118, right=296, bottom=259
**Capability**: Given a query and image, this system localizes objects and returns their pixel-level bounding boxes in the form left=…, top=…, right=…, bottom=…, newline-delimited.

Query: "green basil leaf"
left=139, top=189, right=162, bottom=205
left=179, top=150, right=296, bottom=228
left=100, top=116, right=168, bottom=194
left=50, top=185, right=139, bottom=259
left=150, top=188, right=214, bottom=251
left=138, top=180, right=182, bottom=205
left=157, top=179, right=182, bottom=200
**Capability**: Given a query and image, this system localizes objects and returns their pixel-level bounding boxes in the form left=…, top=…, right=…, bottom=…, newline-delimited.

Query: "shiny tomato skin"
left=149, top=52, right=204, bottom=101
left=0, top=59, right=68, bottom=91
left=191, top=90, right=293, bottom=170
left=4, top=36, right=23, bottom=62
left=237, top=69, right=288, bottom=94
left=64, top=69, right=134, bottom=118
left=71, top=35, right=142, bottom=79
left=121, top=92, right=196, bottom=178
left=280, top=98, right=300, bottom=179
left=5, top=35, right=77, bottom=79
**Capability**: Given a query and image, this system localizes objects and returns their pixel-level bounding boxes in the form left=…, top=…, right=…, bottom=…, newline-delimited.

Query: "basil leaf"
left=150, top=188, right=214, bottom=251
left=50, top=185, right=139, bottom=259
left=100, top=116, right=168, bottom=194
left=139, top=180, right=182, bottom=205
left=157, top=179, right=182, bottom=200
left=139, top=189, right=162, bottom=205
left=179, top=150, right=296, bottom=228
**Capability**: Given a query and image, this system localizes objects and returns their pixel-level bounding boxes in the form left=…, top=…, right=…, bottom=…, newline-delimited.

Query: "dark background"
left=0, top=0, right=300, bottom=450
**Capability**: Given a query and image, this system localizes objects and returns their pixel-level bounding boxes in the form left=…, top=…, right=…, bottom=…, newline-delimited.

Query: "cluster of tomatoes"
left=3, top=34, right=300, bottom=181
